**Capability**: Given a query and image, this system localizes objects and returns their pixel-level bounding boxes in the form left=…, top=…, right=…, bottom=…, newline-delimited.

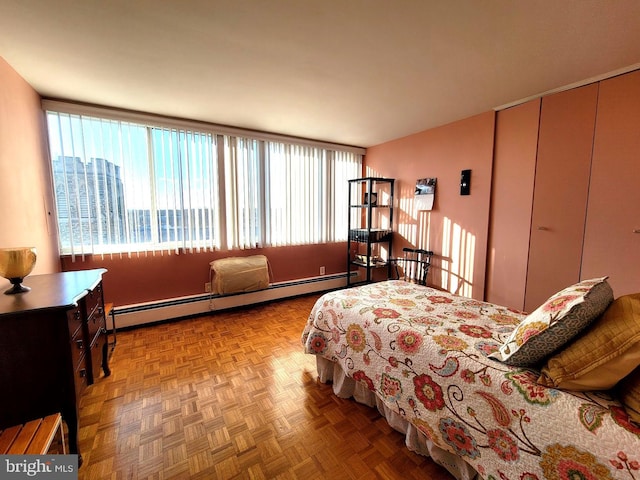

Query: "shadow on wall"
left=395, top=182, right=476, bottom=297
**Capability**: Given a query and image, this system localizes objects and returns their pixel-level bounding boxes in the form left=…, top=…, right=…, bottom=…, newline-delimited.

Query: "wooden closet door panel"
left=524, top=84, right=598, bottom=312
left=485, top=99, right=540, bottom=310
left=582, top=70, right=640, bottom=297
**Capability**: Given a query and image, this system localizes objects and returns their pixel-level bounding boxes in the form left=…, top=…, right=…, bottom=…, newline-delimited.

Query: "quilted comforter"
left=301, top=280, right=640, bottom=480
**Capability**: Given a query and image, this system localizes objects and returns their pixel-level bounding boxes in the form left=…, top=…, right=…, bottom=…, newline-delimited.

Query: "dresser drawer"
left=84, top=283, right=103, bottom=318
left=67, top=307, right=82, bottom=338
left=87, top=307, right=105, bottom=346
left=89, top=333, right=106, bottom=382
left=74, top=359, right=89, bottom=400
left=70, top=328, right=86, bottom=372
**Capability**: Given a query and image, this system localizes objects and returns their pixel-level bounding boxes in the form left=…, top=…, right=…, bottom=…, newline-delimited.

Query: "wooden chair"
left=392, top=247, right=433, bottom=285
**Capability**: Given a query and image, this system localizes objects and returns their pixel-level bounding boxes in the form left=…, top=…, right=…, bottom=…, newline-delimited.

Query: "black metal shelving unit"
left=347, top=177, right=394, bottom=286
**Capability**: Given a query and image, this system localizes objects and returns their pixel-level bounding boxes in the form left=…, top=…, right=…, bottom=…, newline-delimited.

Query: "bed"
left=301, top=279, right=640, bottom=480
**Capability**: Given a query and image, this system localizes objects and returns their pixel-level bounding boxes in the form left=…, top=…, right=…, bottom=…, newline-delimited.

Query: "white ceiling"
left=2, top=0, right=640, bottom=148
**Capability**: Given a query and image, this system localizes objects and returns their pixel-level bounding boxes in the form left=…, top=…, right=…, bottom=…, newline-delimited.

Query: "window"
left=45, top=104, right=362, bottom=258
left=265, top=143, right=355, bottom=246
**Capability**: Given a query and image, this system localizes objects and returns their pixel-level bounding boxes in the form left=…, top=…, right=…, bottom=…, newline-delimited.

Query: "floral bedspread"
left=301, top=281, right=640, bottom=480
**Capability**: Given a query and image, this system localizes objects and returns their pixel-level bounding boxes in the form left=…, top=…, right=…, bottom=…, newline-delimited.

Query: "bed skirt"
left=316, top=356, right=478, bottom=480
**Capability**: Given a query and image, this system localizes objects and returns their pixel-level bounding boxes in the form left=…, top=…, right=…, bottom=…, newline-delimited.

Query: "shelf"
left=347, top=177, right=395, bottom=286
left=349, top=228, right=392, bottom=243
left=350, top=260, right=388, bottom=268
left=349, top=176, right=392, bottom=183
left=349, top=204, right=391, bottom=208
left=349, top=238, right=392, bottom=244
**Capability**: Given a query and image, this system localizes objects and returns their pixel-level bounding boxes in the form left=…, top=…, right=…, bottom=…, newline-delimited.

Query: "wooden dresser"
left=0, top=269, right=110, bottom=461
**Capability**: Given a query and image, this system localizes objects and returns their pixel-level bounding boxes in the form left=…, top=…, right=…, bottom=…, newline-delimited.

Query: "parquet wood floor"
left=77, top=294, right=454, bottom=480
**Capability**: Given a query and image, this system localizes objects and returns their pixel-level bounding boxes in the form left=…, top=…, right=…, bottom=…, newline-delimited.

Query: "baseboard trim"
left=113, top=272, right=352, bottom=329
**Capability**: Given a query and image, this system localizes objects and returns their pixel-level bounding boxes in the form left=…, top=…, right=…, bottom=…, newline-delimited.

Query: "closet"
left=486, top=70, right=640, bottom=311
left=581, top=70, right=640, bottom=297
left=485, top=99, right=539, bottom=310
left=524, top=83, right=598, bottom=312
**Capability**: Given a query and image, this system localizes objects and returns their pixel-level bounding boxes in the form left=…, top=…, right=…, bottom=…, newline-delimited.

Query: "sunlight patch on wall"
left=377, top=189, right=393, bottom=230
left=398, top=193, right=418, bottom=245
left=441, top=218, right=451, bottom=289
left=397, top=186, right=434, bottom=262
left=441, top=217, right=475, bottom=297
left=417, top=210, right=432, bottom=251
left=364, top=165, right=381, bottom=178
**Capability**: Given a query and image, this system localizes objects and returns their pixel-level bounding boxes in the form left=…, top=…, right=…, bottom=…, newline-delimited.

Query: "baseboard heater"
left=113, top=272, right=355, bottom=329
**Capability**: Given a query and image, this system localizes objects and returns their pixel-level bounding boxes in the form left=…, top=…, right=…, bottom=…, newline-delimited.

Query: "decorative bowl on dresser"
left=0, top=268, right=110, bottom=464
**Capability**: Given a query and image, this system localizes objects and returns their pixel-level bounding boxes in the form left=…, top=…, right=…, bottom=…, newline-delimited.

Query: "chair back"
left=394, top=247, right=433, bottom=285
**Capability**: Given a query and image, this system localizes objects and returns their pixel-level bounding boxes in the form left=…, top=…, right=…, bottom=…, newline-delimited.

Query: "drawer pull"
left=74, top=311, right=81, bottom=321
left=75, top=340, right=84, bottom=350
left=79, top=369, right=87, bottom=378
left=633, top=229, right=640, bottom=234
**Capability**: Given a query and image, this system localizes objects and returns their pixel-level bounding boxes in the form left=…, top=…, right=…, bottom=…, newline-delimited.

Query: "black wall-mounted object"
left=460, top=169, right=471, bottom=195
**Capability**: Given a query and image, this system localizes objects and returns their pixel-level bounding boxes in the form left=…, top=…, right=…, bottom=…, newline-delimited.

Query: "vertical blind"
left=150, top=127, right=219, bottom=254
left=222, top=136, right=263, bottom=250
left=45, top=107, right=362, bottom=258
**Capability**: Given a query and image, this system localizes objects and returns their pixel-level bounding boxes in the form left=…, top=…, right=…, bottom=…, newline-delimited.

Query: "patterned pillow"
left=489, top=277, right=613, bottom=367
left=538, top=293, right=640, bottom=390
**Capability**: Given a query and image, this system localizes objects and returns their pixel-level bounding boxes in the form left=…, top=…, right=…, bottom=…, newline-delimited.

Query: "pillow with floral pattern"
left=489, top=277, right=613, bottom=367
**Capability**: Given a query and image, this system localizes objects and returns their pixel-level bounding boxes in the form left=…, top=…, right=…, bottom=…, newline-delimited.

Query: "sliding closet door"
left=581, top=70, right=640, bottom=297
left=485, top=99, right=539, bottom=310
left=524, top=84, right=598, bottom=313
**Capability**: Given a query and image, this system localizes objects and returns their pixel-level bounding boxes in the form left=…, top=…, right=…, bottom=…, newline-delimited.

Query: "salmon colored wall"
left=0, top=57, right=59, bottom=275
left=485, top=99, right=540, bottom=310
left=364, top=112, right=495, bottom=300
left=61, top=242, right=347, bottom=306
